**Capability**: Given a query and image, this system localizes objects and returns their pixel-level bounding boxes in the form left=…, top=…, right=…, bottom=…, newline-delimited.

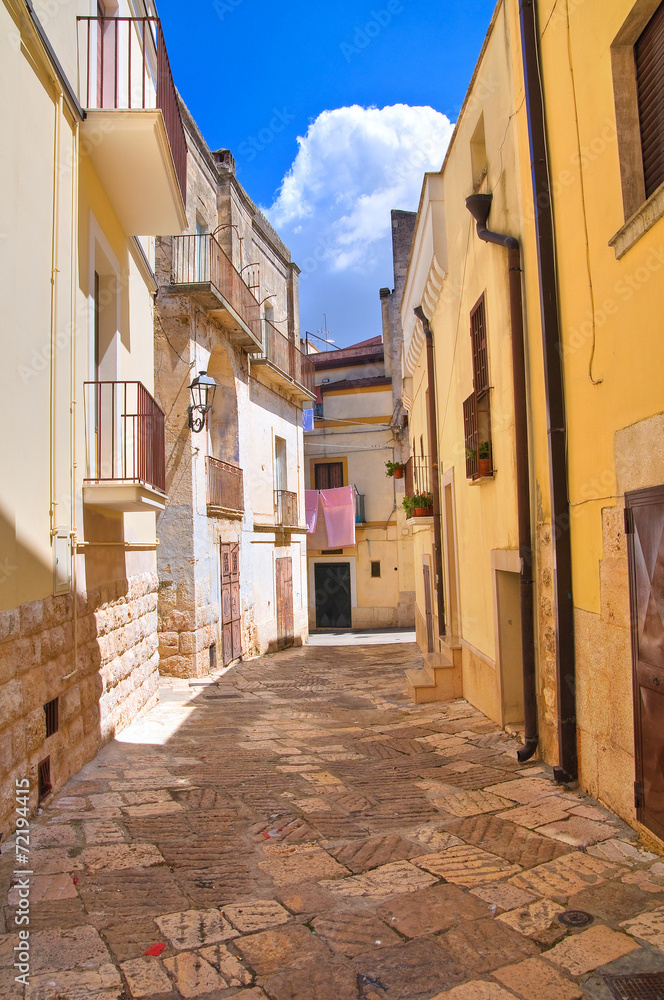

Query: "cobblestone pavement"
left=2, top=641, right=664, bottom=1000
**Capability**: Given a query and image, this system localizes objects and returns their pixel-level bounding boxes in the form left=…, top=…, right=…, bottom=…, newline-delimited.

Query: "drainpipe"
left=519, top=0, right=577, bottom=782
left=465, top=193, right=538, bottom=763
left=413, top=306, right=446, bottom=639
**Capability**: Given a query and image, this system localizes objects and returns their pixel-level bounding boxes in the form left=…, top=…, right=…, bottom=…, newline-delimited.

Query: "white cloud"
left=267, top=104, right=454, bottom=275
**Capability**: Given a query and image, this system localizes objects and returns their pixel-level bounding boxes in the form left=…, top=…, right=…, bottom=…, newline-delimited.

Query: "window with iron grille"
left=464, top=294, right=493, bottom=479
left=371, top=561, right=381, bottom=578
left=463, top=392, right=479, bottom=479
left=636, top=3, right=664, bottom=200
left=44, top=698, right=59, bottom=737
left=314, top=461, right=344, bottom=489
left=38, top=757, right=52, bottom=801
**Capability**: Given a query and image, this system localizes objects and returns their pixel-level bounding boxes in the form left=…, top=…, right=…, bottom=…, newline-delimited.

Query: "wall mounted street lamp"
left=188, top=371, right=218, bottom=432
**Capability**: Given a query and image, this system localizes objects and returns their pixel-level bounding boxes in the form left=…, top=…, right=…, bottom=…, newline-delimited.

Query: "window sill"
left=609, top=180, right=664, bottom=259
left=467, top=471, right=495, bottom=484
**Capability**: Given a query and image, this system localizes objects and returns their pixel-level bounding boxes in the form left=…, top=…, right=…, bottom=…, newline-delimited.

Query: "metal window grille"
left=463, top=391, right=479, bottom=479
left=209, top=644, right=216, bottom=671
left=44, top=698, right=59, bottom=738
left=471, top=295, right=489, bottom=396
left=38, top=757, right=52, bottom=801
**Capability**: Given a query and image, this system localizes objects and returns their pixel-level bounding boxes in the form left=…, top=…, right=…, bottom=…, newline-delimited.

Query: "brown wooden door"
left=423, top=562, right=435, bottom=654
left=276, top=557, right=294, bottom=650
left=626, top=486, right=664, bottom=840
left=221, top=542, right=241, bottom=666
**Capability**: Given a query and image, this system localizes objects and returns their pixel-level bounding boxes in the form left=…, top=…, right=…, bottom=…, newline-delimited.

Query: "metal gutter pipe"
left=413, top=306, right=446, bottom=639
left=519, top=0, right=577, bottom=782
left=466, top=193, right=538, bottom=763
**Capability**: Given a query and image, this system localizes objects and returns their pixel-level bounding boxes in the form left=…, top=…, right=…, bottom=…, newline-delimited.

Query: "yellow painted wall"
left=536, top=0, right=664, bottom=825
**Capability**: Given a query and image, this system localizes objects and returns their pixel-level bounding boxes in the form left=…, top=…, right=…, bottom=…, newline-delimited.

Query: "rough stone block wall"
left=158, top=579, right=220, bottom=678
left=0, top=571, right=159, bottom=838
left=535, top=517, right=559, bottom=764
left=575, top=504, right=634, bottom=827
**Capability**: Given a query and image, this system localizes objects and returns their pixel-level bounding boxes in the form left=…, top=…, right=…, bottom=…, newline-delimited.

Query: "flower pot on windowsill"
left=414, top=507, right=428, bottom=517
left=393, top=465, right=404, bottom=479
left=478, top=458, right=492, bottom=477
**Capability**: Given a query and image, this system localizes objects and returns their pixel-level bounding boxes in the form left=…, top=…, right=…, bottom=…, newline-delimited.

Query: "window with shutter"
left=314, top=461, right=344, bottom=490
left=471, top=295, right=489, bottom=396
left=636, top=2, right=664, bottom=199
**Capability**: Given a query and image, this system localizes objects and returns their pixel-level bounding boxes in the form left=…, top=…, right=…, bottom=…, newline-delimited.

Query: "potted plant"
left=412, top=492, right=433, bottom=516
left=385, top=460, right=404, bottom=479
left=478, top=441, right=492, bottom=476
left=401, top=494, right=416, bottom=517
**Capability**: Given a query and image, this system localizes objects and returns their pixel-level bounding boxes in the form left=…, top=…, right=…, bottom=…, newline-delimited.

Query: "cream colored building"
left=400, top=0, right=664, bottom=847
left=304, top=215, right=416, bottom=631
left=0, top=0, right=186, bottom=833
left=154, top=108, right=313, bottom=674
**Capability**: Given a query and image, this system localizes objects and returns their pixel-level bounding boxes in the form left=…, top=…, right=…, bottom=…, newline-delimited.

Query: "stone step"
left=405, top=668, right=440, bottom=704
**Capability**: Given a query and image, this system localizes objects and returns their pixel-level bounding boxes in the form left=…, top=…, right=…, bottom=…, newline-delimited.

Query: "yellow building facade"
left=402, top=0, right=664, bottom=845
left=0, top=0, right=186, bottom=834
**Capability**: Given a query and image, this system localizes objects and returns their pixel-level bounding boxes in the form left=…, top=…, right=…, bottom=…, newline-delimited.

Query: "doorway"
left=220, top=542, right=241, bottom=666
left=314, top=563, right=352, bottom=628
left=626, top=486, right=664, bottom=840
left=276, top=556, right=294, bottom=650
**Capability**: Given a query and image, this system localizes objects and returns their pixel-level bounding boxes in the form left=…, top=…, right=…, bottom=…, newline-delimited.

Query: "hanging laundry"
left=304, top=490, right=320, bottom=533
left=320, top=485, right=356, bottom=548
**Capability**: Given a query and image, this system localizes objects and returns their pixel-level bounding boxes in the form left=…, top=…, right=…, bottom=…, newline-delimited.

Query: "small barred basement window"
left=44, top=698, right=59, bottom=737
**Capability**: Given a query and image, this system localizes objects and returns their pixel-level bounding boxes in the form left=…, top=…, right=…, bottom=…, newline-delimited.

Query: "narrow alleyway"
left=3, top=641, right=664, bottom=1000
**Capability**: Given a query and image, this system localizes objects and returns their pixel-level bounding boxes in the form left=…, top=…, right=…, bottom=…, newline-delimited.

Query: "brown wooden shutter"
left=314, top=461, right=344, bottom=490
left=636, top=2, right=664, bottom=199
left=470, top=295, right=489, bottom=396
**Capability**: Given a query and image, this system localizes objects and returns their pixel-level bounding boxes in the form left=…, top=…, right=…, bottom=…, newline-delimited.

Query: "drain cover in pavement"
left=604, top=973, right=664, bottom=999
left=557, top=909, right=594, bottom=927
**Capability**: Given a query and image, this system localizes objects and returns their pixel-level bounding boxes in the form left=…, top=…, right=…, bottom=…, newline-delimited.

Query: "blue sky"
left=158, top=0, right=498, bottom=346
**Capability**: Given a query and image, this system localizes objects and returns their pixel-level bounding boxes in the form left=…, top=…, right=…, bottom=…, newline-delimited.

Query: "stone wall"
left=157, top=578, right=220, bottom=678
left=0, top=571, right=159, bottom=838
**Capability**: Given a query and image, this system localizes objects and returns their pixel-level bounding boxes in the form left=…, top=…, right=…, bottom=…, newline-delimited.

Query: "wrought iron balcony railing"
left=84, top=381, right=165, bottom=494
left=261, top=320, right=316, bottom=396
left=207, top=457, right=244, bottom=514
left=404, top=455, right=432, bottom=497
left=274, top=490, right=298, bottom=527
left=171, top=233, right=262, bottom=344
left=77, top=16, right=187, bottom=202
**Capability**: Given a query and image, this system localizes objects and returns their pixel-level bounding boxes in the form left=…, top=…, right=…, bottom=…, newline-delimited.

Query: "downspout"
left=465, top=194, right=538, bottom=763
left=519, top=0, right=577, bottom=782
left=413, top=307, right=445, bottom=639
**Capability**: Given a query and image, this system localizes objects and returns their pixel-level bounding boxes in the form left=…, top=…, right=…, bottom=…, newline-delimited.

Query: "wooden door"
left=423, top=562, right=435, bottom=653
left=626, top=486, right=664, bottom=840
left=276, top=557, right=294, bottom=650
left=314, top=563, right=351, bottom=629
left=221, top=542, right=241, bottom=666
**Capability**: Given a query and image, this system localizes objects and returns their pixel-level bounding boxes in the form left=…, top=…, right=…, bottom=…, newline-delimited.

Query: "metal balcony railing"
left=274, top=490, right=298, bottom=527
left=171, top=234, right=262, bottom=344
left=84, top=381, right=165, bottom=493
left=404, top=455, right=432, bottom=496
left=206, top=457, right=244, bottom=513
left=355, top=491, right=366, bottom=524
left=261, top=320, right=315, bottom=395
left=77, top=16, right=187, bottom=202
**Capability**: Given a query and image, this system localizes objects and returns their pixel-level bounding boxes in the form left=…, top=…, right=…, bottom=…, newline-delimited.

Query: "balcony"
left=207, top=458, right=244, bottom=518
left=275, top=490, right=298, bottom=527
left=83, top=381, right=166, bottom=511
left=404, top=455, right=432, bottom=496
left=252, top=320, right=316, bottom=403
left=170, top=234, right=263, bottom=350
left=77, top=16, right=187, bottom=235
left=355, top=491, right=366, bottom=524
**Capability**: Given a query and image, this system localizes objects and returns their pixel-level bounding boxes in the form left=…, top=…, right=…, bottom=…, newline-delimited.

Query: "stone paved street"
left=2, top=641, right=664, bottom=1000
